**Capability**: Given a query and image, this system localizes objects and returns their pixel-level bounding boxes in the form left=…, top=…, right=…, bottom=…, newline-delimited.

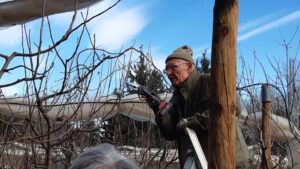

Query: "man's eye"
left=169, top=65, right=177, bottom=69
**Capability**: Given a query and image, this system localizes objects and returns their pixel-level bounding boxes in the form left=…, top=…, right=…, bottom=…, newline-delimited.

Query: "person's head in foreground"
left=70, top=143, right=139, bottom=169
left=164, top=45, right=196, bottom=88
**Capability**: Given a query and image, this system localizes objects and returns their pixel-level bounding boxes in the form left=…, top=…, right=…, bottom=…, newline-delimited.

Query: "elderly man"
left=147, top=45, right=250, bottom=169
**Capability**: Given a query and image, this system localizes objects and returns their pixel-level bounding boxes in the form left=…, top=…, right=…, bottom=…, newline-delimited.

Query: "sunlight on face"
left=164, top=59, right=191, bottom=87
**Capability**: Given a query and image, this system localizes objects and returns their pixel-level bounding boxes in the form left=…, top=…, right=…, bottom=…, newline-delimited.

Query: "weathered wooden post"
left=209, top=0, right=238, bottom=168
left=261, top=84, right=272, bottom=169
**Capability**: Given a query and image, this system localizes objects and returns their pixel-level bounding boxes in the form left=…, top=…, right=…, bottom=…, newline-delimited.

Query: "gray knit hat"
left=165, top=45, right=194, bottom=64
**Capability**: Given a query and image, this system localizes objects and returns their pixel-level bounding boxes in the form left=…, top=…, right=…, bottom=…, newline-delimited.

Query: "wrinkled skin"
left=164, top=58, right=194, bottom=87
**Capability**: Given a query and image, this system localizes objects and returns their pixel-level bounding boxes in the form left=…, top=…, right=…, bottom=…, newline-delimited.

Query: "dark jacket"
left=155, top=69, right=250, bottom=168
left=155, top=70, right=210, bottom=168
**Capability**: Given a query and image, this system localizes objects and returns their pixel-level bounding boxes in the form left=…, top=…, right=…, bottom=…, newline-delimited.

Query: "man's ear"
left=187, top=62, right=194, bottom=73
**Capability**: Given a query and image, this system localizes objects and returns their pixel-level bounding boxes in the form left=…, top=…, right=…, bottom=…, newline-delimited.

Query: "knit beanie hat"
left=165, top=45, right=194, bottom=64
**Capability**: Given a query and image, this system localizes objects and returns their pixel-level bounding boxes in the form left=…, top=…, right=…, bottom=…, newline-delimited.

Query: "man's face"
left=164, top=59, right=191, bottom=87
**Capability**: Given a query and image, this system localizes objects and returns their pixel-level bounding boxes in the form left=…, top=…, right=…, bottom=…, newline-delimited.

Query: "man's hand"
left=176, top=115, right=207, bottom=134
left=157, top=101, right=171, bottom=115
left=177, top=118, right=189, bottom=130
left=138, top=86, right=161, bottom=112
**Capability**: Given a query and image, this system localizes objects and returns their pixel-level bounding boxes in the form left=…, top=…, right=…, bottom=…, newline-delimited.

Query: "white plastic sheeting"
left=0, top=94, right=164, bottom=124
left=0, top=93, right=299, bottom=142
left=0, top=0, right=103, bottom=27
left=238, top=98, right=300, bottom=142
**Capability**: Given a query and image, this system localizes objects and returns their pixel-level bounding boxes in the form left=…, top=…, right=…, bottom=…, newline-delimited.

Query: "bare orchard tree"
left=0, top=2, right=148, bottom=169
left=237, top=29, right=300, bottom=168
left=0, top=2, right=180, bottom=169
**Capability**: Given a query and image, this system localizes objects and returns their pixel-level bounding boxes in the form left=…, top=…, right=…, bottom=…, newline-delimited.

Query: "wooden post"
left=261, top=84, right=272, bottom=169
left=209, top=0, right=238, bottom=169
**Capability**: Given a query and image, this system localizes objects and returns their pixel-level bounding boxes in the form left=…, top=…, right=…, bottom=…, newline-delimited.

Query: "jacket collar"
left=176, top=69, right=200, bottom=100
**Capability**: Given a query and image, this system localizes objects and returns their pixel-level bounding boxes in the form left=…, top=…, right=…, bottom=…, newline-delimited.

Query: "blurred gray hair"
left=70, top=143, right=139, bottom=169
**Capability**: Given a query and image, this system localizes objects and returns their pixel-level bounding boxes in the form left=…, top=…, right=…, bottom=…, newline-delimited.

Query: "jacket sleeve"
left=155, top=98, right=178, bottom=140
left=191, top=74, right=211, bottom=130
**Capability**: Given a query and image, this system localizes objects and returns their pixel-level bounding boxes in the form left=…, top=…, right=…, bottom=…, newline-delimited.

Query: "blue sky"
left=0, top=0, right=300, bottom=95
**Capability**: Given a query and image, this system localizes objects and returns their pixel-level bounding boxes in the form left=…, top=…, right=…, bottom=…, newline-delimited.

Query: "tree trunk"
left=209, top=0, right=238, bottom=169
